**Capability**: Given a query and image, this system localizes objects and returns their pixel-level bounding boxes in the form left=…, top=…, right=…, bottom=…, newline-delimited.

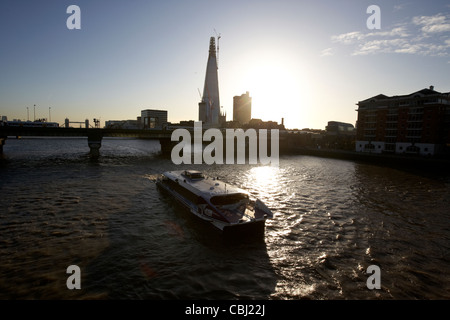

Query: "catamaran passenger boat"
left=156, top=170, right=273, bottom=234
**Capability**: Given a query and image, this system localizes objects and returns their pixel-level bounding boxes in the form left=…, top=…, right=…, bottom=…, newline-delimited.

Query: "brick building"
left=355, top=86, right=450, bottom=156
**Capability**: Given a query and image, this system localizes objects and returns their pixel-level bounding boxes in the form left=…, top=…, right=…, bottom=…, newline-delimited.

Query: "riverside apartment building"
left=355, top=86, right=450, bottom=156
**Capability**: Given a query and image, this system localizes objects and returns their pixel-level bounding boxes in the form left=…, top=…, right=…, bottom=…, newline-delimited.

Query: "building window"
left=406, top=145, right=420, bottom=153
left=149, top=117, right=157, bottom=128
left=385, top=144, right=395, bottom=151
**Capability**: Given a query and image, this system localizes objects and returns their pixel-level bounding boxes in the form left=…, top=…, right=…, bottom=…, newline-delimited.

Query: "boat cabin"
left=181, top=170, right=204, bottom=180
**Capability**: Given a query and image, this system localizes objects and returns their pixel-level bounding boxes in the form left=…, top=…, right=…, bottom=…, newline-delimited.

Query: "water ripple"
left=0, top=140, right=449, bottom=299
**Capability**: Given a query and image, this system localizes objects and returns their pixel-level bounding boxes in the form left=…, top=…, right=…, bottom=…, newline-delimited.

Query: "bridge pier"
left=0, top=136, right=6, bottom=154
left=88, top=133, right=103, bottom=157
left=159, top=138, right=176, bottom=157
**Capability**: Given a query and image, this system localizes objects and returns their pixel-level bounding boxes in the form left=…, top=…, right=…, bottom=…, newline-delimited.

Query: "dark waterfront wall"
left=282, top=146, right=450, bottom=173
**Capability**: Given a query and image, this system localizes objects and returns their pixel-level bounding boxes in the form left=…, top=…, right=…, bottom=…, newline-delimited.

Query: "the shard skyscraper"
left=198, top=37, right=224, bottom=127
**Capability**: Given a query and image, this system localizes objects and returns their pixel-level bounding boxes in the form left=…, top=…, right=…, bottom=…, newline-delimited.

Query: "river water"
left=0, top=137, right=449, bottom=299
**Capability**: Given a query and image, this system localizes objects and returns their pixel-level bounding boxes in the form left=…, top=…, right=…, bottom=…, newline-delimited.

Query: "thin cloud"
left=328, top=13, right=450, bottom=57
left=354, top=39, right=409, bottom=56
left=320, top=47, right=334, bottom=56
left=331, top=26, right=409, bottom=45
left=393, top=2, right=413, bottom=12
left=331, top=31, right=364, bottom=44
left=413, top=13, right=450, bottom=33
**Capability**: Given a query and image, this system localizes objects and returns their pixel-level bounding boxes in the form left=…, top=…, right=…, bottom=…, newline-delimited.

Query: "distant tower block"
left=233, top=91, right=252, bottom=125
left=199, top=37, right=223, bottom=127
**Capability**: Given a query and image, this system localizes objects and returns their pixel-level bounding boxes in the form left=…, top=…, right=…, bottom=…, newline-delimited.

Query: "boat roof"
left=162, top=170, right=249, bottom=199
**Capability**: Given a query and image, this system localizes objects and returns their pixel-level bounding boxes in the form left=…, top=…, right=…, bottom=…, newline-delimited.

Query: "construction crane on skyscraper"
left=214, top=29, right=221, bottom=69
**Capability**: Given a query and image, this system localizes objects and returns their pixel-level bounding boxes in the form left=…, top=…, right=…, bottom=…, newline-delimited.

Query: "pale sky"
left=1, top=0, right=450, bottom=130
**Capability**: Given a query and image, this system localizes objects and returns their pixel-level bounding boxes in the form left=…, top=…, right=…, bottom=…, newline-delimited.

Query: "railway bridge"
left=0, top=126, right=291, bottom=159
left=0, top=126, right=174, bottom=157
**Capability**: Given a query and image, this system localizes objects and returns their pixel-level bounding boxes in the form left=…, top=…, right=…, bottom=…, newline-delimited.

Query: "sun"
left=242, top=62, right=307, bottom=129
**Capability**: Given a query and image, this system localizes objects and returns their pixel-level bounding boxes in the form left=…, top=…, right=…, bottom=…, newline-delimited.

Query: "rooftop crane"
left=214, top=29, right=221, bottom=69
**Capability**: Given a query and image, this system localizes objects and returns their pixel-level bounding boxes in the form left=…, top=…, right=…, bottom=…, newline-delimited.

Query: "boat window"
left=164, top=178, right=205, bottom=204
left=210, top=194, right=248, bottom=205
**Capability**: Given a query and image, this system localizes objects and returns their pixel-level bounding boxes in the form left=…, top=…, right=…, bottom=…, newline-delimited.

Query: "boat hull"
left=223, top=219, right=266, bottom=238
left=156, top=178, right=268, bottom=237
